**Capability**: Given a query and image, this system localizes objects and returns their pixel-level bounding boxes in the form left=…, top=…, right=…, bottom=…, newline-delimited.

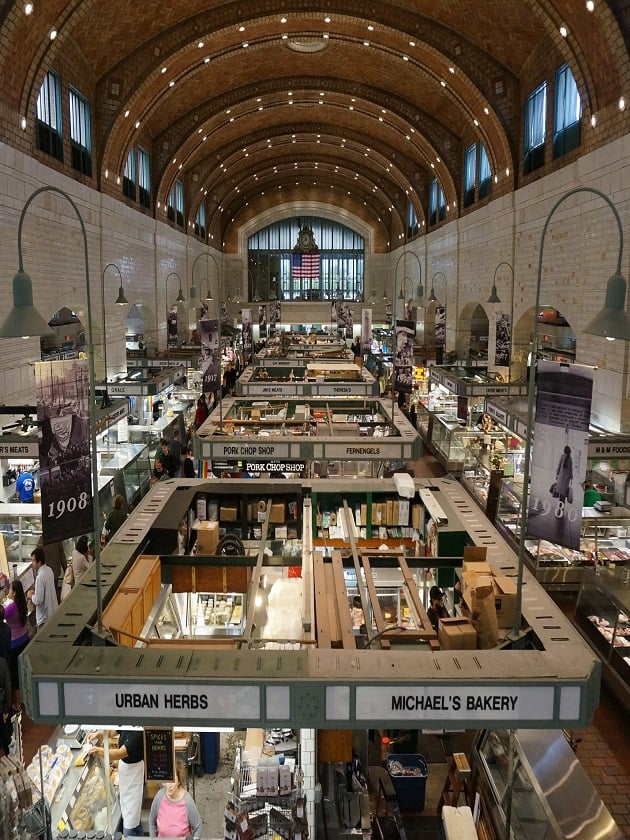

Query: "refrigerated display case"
left=575, top=566, right=630, bottom=711
left=473, top=728, right=622, bottom=839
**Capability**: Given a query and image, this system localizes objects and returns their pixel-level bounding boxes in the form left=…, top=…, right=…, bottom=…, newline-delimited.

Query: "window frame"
left=68, top=86, right=92, bottom=177
left=523, top=81, right=547, bottom=174
left=168, top=179, right=185, bottom=227
left=553, top=64, right=581, bottom=159
left=35, top=70, right=63, bottom=161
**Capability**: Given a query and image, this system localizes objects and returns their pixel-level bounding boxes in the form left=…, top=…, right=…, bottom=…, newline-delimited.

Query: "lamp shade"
left=0, top=268, right=53, bottom=337
left=415, top=281, right=426, bottom=308
left=487, top=284, right=501, bottom=304
left=583, top=271, right=630, bottom=340
left=115, top=285, right=128, bottom=305
left=428, top=287, right=437, bottom=303
left=176, top=287, right=186, bottom=304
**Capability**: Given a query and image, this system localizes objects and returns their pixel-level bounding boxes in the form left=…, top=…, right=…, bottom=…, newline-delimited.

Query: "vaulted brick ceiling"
left=1, top=0, right=628, bottom=252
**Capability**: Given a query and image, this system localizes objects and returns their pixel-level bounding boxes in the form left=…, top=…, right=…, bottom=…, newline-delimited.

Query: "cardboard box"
left=462, top=546, right=487, bottom=563
left=462, top=573, right=517, bottom=629
left=492, top=576, right=517, bottom=628
left=462, top=560, right=493, bottom=575
left=196, top=520, right=219, bottom=554
left=438, top=617, right=477, bottom=650
left=269, top=502, right=286, bottom=523
left=220, top=505, right=239, bottom=521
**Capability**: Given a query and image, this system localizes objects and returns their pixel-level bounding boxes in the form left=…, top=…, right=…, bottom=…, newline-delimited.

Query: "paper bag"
left=470, top=585, right=499, bottom=649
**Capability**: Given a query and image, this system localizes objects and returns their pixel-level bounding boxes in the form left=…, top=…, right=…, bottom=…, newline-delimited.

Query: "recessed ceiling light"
left=124, top=109, right=130, bottom=118
left=172, top=158, right=177, bottom=164
left=161, top=66, right=167, bottom=73
left=135, top=120, right=140, bottom=128
left=280, top=16, right=287, bottom=23
left=324, top=16, right=331, bottom=23
left=198, top=41, right=204, bottom=48
left=20, top=116, right=26, bottom=130
left=440, top=80, right=446, bottom=87
left=204, top=56, right=210, bottom=63
left=49, top=28, right=57, bottom=40
left=586, top=0, right=595, bottom=10
left=323, top=32, right=329, bottom=39
left=239, top=25, right=245, bottom=32
left=169, top=80, right=175, bottom=87
left=559, top=24, right=568, bottom=37
left=24, top=3, right=33, bottom=14
left=242, top=42, right=249, bottom=48
left=367, top=24, right=374, bottom=31
left=281, top=34, right=288, bottom=39
left=591, top=114, right=597, bottom=127
left=505, top=167, right=510, bottom=176
left=449, top=66, right=455, bottom=73
left=116, top=176, right=120, bottom=185
left=473, top=118, right=479, bottom=126
left=409, top=40, right=415, bottom=47
left=619, top=97, right=626, bottom=111
left=403, top=55, right=409, bottom=61
left=363, top=40, right=369, bottom=46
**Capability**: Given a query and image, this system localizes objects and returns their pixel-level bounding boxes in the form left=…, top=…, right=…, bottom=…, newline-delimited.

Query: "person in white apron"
left=89, top=728, right=145, bottom=835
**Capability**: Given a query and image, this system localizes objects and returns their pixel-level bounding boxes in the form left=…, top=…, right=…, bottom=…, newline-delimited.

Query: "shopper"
left=36, top=536, right=67, bottom=601
left=152, top=456, right=167, bottom=484
left=3, top=580, right=30, bottom=708
left=159, top=438, right=178, bottom=478
left=88, top=728, right=145, bottom=836
left=169, top=430, right=183, bottom=475
left=149, top=759, right=202, bottom=838
left=427, top=586, right=450, bottom=633
left=194, top=395, right=209, bottom=429
left=0, top=606, right=10, bottom=666
left=14, top=468, right=35, bottom=503
left=104, top=494, right=128, bottom=541
left=28, top=548, right=58, bottom=631
left=0, top=656, right=11, bottom=756
left=71, top=535, right=92, bottom=584
left=183, top=448, right=196, bottom=478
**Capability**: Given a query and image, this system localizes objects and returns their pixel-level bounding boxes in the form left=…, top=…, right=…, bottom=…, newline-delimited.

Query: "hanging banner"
left=527, top=361, right=594, bottom=550
left=495, top=312, right=511, bottom=366
left=361, top=309, right=372, bottom=357
left=259, top=305, right=267, bottom=339
left=36, top=360, right=93, bottom=544
left=269, top=300, right=281, bottom=333
left=167, top=304, right=178, bottom=348
left=434, top=305, right=446, bottom=346
left=333, top=301, right=353, bottom=337
left=241, top=308, right=253, bottom=362
left=394, top=319, right=415, bottom=394
left=200, top=317, right=220, bottom=395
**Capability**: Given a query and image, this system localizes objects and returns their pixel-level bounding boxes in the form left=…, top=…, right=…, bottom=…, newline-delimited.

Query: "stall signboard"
left=0, top=442, right=39, bottom=457
left=144, top=727, right=176, bottom=782
left=45, top=679, right=585, bottom=727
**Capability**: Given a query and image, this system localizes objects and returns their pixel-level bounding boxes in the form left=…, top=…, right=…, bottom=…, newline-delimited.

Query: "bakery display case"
left=473, top=728, right=622, bottom=839
left=145, top=588, right=247, bottom=639
left=575, top=567, right=630, bottom=709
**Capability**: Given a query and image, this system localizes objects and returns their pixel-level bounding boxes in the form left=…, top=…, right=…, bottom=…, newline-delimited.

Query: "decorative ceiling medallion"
left=286, top=38, right=328, bottom=53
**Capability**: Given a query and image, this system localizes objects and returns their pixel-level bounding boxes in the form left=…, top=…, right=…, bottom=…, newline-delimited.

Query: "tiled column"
left=300, top=727, right=316, bottom=837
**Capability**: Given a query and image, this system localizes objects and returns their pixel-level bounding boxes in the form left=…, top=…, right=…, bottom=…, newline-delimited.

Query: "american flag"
left=291, top=251, right=320, bottom=279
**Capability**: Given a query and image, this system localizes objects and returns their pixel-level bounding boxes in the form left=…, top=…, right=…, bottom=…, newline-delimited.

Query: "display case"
left=97, top=442, right=152, bottom=511
left=432, top=416, right=514, bottom=474
left=145, top=589, right=247, bottom=639
left=473, top=728, right=622, bottom=840
left=575, top=567, right=630, bottom=709
left=496, top=476, right=630, bottom=589
left=0, top=503, right=44, bottom=575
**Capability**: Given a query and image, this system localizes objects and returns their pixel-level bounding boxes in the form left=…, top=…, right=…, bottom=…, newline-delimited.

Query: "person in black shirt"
left=158, top=439, right=178, bottom=478
left=183, top=447, right=196, bottom=478
left=89, top=728, right=145, bottom=835
left=427, top=586, right=450, bottom=632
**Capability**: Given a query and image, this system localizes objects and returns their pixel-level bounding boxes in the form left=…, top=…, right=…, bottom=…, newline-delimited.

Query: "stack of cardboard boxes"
left=438, top=548, right=517, bottom=650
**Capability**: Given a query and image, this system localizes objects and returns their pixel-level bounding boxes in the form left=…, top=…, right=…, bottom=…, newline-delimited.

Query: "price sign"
left=144, top=727, right=175, bottom=782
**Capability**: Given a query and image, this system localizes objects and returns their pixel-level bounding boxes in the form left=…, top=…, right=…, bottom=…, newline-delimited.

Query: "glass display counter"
left=145, top=589, right=246, bottom=639
left=474, top=728, right=623, bottom=839
left=575, top=567, right=630, bottom=708
left=496, top=476, right=630, bottom=589
left=97, top=442, right=151, bottom=511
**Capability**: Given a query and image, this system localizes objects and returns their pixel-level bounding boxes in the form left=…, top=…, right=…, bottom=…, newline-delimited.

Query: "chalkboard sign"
left=144, top=727, right=175, bottom=782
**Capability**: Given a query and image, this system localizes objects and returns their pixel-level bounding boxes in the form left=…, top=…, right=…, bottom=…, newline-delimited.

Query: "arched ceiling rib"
left=0, top=1, right=628, bottom=251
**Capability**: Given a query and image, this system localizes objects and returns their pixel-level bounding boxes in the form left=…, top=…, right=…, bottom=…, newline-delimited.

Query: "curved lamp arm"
left=428, top=271, right=446, bottom=303
left=514, top=186, right=629, bottom=638
left=2, top=186, right=104, bottom=634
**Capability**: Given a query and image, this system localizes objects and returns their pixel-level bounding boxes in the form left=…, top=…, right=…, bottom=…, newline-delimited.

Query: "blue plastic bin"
left=201, top=732, right=220, bottom=774
left=386, top=753, right=429, bottom=811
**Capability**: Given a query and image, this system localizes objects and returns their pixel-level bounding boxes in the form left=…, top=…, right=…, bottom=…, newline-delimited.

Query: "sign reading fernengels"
left=354, top=685, right=556, bottom=721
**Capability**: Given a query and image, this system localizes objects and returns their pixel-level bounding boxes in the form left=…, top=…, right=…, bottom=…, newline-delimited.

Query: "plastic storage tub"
left=386, top=753, right=429, bottom=811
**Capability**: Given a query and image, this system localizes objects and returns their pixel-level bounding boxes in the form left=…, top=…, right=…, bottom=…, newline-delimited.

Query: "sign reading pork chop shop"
left=354, top=685, right=556, bottom=721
